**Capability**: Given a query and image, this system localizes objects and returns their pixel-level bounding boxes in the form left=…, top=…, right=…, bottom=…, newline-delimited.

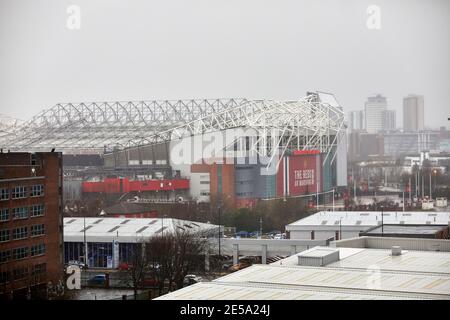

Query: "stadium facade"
left=0, top=92, right=347, bottom=208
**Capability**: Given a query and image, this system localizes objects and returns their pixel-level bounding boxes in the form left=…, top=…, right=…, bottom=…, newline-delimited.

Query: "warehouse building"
left=63, top=217, right=219, bottom=269
left=156, top=237, right=450, bottom=300
left=285, top=211, right=450, bottom=240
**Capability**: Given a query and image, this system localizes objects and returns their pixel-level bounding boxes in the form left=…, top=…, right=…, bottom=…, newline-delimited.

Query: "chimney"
left=391, top=246, right=402, bottom=256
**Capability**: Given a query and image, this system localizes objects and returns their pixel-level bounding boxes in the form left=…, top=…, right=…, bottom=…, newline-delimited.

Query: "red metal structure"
left=82, top=178, right=189, bottom=194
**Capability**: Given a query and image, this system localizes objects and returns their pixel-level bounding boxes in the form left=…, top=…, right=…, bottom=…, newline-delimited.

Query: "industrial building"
left=0, top=152, right=64, bottom=298
left=63, top=217, right=219, bottom=269
left=156, top=237, right=450, bottom=300
left=285, top=211, right=450, bottom=240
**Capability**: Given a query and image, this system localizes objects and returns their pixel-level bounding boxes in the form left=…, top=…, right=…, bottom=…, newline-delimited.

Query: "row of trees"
left=219, top=197, right=312, bottom=233
left=125, top=229, right=209, bottom=298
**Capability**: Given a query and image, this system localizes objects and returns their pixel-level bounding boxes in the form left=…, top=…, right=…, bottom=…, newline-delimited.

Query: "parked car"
left=118, top=262, right=132, bottom=270
left=68, top=260, right=87, bottom=269
left=87, top=274, right=107, bottom=286
left=183, top=274, right=202, bottom=287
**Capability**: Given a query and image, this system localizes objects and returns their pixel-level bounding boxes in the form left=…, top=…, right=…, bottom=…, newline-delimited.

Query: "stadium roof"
left=0, top=93, right=345, bottom=167
left=63, top=217, right=219, bottom=243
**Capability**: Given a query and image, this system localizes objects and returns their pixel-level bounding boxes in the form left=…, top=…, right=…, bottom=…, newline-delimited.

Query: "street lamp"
left=430, top=169, right=437, bottom=200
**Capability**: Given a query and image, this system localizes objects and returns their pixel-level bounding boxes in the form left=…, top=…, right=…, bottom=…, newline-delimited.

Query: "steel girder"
left=0, top=95, right=345, bottom=163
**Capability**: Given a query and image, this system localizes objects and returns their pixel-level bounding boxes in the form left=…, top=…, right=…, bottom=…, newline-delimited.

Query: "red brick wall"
left=0, top=152, right=63, bottom=295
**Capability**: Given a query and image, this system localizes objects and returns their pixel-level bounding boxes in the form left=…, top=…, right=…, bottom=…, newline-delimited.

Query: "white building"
left=285, top=211, right=450, bottom=240
left=365, top=94, right=387, bottom=133
left=156, top=237, right=450, bottom=300
left=63, top=217, right=219, bottom=268
left=364, top=94, right=396, bottom=133
left=403, top=94, right=425, bottom=132
left=348, top=110, right=365, bottom=131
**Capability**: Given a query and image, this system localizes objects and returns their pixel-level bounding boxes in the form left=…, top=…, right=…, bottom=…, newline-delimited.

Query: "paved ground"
left=70, top=288, right=143, bottom=300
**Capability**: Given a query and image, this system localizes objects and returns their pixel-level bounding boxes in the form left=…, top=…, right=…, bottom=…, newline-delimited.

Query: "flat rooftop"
left=156, top=238, right=450, bottom=300
left=286, top=211, right=450, bottom=229
left=362, top=224, right=447, bottom=236
left=63, top=217, right=219, bottom=243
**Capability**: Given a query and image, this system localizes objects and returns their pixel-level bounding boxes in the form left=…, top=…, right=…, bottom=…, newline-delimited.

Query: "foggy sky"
left=0, top=0, right=449, bottom=128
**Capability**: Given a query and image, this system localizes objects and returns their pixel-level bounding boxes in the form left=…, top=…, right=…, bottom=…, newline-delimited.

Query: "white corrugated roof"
left=215, top=264, right=450, bottom=297
left=63, top=217, right=218, bottom=243
left=286, top=211, right=450, bottom=229
left=156, top=281, right=437, bottom=300
left=156, top=244, right=450, bottom=300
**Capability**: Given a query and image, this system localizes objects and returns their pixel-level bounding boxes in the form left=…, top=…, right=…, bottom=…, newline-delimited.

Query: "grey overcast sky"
left=0, top=0, right=449, bottom=128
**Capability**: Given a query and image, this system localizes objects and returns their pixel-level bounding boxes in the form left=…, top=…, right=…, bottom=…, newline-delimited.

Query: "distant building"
left=0, top=152, right=64, bottom=299
left=348, top=110, right=365, bottom=131
left=365, top=94, right=387, bottom=133
left=285, top=211, right=450, bottom=241
left=403, top=95, right=424, bottom=132
left=384, top=110, right=396, bottom=131
left=348, top=131, right=384, bottom=160
left=364, top=94, right=396, bottom=133
left=383, top=131, right=440, bottom=157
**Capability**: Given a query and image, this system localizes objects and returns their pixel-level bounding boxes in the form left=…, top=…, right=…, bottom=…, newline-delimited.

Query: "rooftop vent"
left=391, top=246, right=402, bottom=256
left=297, top=248, right=340, bottom=267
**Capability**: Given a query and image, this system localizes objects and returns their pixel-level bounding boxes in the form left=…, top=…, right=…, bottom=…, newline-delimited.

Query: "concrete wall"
left=289, top=229, right=366, bottom=241
left=331, top=236, right=450, bottom=252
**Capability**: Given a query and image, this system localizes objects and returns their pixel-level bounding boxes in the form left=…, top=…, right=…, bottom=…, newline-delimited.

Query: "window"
left=12, top=186, right=27, bottom=199
left=33, top=263, right=46, bottom=275
left=12, top=227, right=28, bottom=240
left=0, top=208, right=9, bottom=222
left=0, top=250, right=11, bottom=263
left=0, top=188, right=9, bottom=201
left=30, top=204, right=45, bottom=217
left=0, top=229, right=10, bottom=242
left=12, top=207, right=28, bottom=220
left=0, top=271, right=10, bottom=284
left=31, top=224, right=45, bottom=237
left=200, top=181, right=210, bottom=184
left=13, top=267, right=28, bottom=280
left=310, top=231, right=315, bottom=240
left=12, top=247, right=28, bottom=260
left=31, top=244, right=45, bottom=257
left=30, top=185, right=44, bottom=197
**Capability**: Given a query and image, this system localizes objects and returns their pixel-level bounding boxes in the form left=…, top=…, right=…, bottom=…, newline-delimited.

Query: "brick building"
left=0, top=152, right=63, bottom=299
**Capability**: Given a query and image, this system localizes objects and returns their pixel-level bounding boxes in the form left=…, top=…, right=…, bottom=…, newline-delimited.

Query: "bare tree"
left=144, top=227, right=210, bottom=296
left=125, top=243, right=148, bottom=300
left=171, top=228, right=209, bottom=290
